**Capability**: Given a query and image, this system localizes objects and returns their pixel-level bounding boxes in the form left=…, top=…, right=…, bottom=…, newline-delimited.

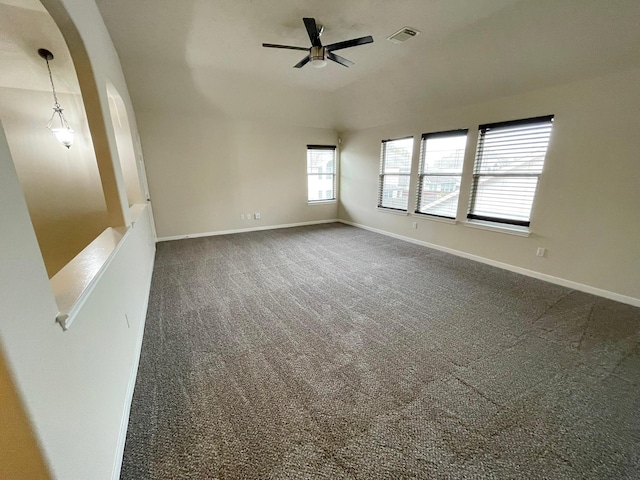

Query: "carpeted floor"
left=120, top=223, right=640, bottom=479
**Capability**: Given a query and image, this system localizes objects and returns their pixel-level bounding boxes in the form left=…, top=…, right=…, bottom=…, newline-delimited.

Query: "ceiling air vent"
left=387, top=27, right=420, bottom=44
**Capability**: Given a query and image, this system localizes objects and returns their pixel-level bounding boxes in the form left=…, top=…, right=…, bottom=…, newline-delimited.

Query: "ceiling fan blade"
left=327, top=51, right=354, bottom=68
left=262, top=43, right=309, bottom=51
left=303, top=17, right=322, bottom=47
left=294, top=55, right=310, bottom=68
left=325, top=35, right=374, bottom=52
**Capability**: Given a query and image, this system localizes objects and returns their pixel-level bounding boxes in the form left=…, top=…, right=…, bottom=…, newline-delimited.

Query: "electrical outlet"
left=412, top=222, right=417, bottom=229
left=536, top=247, right=546, bottom=257
left=240, top=214, right=245, bottom=220
left=247, top=213, right=252, bottom=220
left=255, top=213, right=261, bottom=220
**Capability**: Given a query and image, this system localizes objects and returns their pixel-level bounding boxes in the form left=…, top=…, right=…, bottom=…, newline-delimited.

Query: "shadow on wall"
left=0, top=347, right=51, bottom=479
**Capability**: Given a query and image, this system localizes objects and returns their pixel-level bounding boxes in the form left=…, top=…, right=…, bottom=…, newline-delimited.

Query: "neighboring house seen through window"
left=468, top=115, right=554, bottom=227
left=378, top=136, right=413, bottom=211
left=416, top=129, right=468, bottom=219
left=307, top=145, right=336, bottom=202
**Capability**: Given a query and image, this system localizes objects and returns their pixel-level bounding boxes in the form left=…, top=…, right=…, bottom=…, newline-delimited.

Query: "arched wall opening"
left=0, top=0, right=114, bottom=278
left=0, top=0, right=150, bottom=327
left=0, top=0, right=135, bottom=284
left=107, top=83, right=144, bottom=207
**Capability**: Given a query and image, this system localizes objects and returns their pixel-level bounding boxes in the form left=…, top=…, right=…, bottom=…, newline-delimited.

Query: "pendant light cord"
left=44, top=57, right=61, bottom=109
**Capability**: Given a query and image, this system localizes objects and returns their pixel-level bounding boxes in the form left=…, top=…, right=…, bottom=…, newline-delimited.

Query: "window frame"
left=415, top=129, right=468, bottom=220
left=467, top=115, right=554, bottom=228
left=306, top=144, right=337, bottom=203
left=378, top=136, right=414, bottom=212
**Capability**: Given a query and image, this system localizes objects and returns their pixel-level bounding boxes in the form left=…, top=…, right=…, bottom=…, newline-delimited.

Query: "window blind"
left=307, top=145, right=336, bottom=202
left=378, top=137, right=413, bottom=211
left=468, top=115, right=554, bottom=227
left=416, top=129, right=468, bottom=219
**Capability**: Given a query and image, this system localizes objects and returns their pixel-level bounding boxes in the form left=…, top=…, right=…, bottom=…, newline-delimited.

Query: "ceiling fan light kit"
left=309, top=46, right=327, bottom=68
left=262, top=17, right=373, bottom=69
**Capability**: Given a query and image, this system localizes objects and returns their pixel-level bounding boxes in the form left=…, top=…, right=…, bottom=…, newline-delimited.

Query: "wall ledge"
left=51, top=204, right=153, bottom=330
left=51, top=226, right=129, bottom=330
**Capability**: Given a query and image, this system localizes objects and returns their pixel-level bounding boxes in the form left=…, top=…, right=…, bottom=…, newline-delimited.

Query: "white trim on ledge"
left=157, top=219, right=340, bottom=242
left=339, top=219, right=640, bottom=308
left=52, top=227, right=130, bottom=331
left=307, top=200, right=337, bottom=205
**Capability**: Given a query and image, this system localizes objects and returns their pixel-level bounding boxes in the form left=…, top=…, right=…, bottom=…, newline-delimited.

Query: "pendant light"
left=38, top=48, right=74, bottom=148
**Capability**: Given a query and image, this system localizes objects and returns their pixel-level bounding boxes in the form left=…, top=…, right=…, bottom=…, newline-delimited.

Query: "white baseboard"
left=111, top=251, right=155, bottom=480
left=339, top=219, right=640, bottom=308
left=157, top=219, right=340, bottom=242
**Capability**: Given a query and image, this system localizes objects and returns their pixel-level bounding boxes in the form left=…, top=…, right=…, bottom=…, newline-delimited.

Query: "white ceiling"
left=95, top=0, right=523, bottom=94
left=2, top=0, right=639, bottom=131
left=0, top=0, right=79, bottom=94
left=334, top=0, right=640, bottom=129
left=94, top=0, right=640, bottom=130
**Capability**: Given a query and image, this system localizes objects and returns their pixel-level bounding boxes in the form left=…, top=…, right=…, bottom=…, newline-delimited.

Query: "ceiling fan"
left=262, top=17, right=374, bottom=69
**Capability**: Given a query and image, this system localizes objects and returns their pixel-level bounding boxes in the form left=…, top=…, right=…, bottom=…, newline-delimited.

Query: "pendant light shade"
left=38, top=48, right=74, bottom=149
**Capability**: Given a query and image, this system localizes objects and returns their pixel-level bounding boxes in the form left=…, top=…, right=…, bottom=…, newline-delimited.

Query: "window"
left=416, top=129, right=468, bottom=219
left=307, top=145, right=336, bottom=202
left=378, top=137, right=413, bottom=211
left=468, top=115, right=554, bottom=227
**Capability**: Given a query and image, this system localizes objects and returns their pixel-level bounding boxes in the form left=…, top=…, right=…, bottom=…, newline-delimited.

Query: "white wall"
left=0, top=1, right=156, bottom=479
left=339, top=67, right=640, bottom=303
left=139, top=113, right=338, bottom=238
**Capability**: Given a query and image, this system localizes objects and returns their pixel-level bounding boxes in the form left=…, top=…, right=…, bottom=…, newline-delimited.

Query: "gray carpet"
left=121, top=223, right=640, bottom=479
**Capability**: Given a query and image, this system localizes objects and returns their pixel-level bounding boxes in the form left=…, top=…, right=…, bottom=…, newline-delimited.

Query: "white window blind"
left=378, top=137, right=413, bottom=211
left=416, top=129, right=468, bottom=219
left=468, top=115, right=554, bottom=227
left=307, top=145, right=336, bottom=202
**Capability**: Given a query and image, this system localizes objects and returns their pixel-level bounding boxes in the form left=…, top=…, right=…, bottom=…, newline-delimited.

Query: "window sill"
left=377, top=207, right=408, bottom=216
left=462, top=220, right=531, bottom=237
left=411, top=212, right=457, bottom=225
left=308, top=200, right=336, bottom=205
